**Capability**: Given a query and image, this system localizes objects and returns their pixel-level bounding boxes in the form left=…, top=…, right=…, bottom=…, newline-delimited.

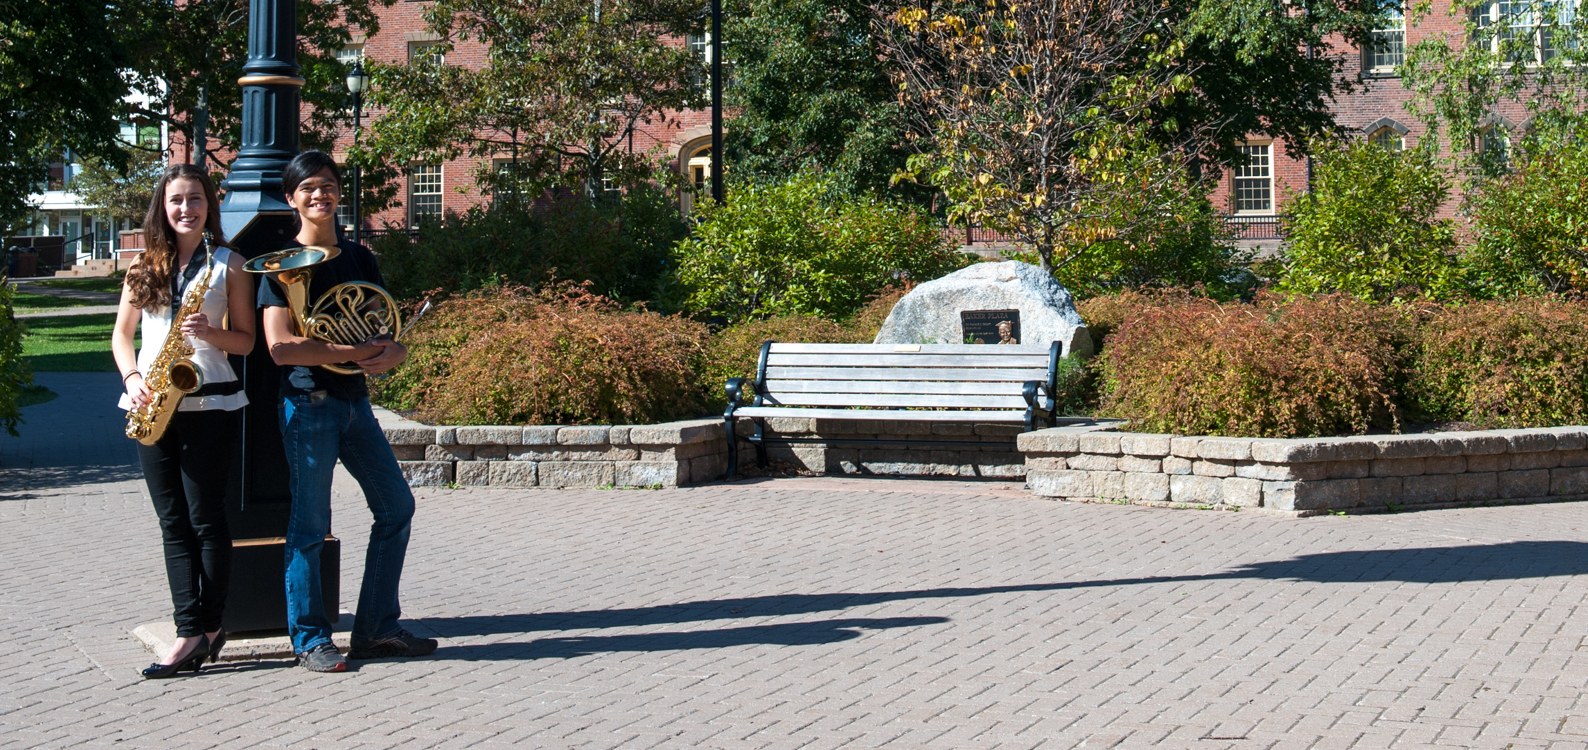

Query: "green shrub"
left=1463, top=132, right=1588, bottom=297
left=671, top=173, right=969, bottom=323
left=371, top=185, right=686, bottom=305
left=373, top=284, right=710, bottom=425
left=1045, top=165, right=1251, bottom=300
left=1407, top=297, right=1588, bottom=428
left=1099, top=294, right=1404, bottom=437
left=841, top=285, right=907, bottom=342
left=1277, top=142, right=1464, bottom=303
left=1075, top=289, right=1203, bottom=351
left=0, top=275, right=28, bottom=435
left=700, top=315, right=854, bottom=408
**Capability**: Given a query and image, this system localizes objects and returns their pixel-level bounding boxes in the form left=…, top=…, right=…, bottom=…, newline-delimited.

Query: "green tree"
left=0, top=0, right=131, bottom=233
left=722, top=0, right=910, bottom=197
left=1463, top=129, right=1588, bottom=297
left=1277, top=141, right=1463, bottom=303
left=0, top=275, right=28, bottom=435
left=69, top=151, right=167, bottom=226
left=671, top=173, right=968, bottom=323
left=363, top=0, right=702, bottom=202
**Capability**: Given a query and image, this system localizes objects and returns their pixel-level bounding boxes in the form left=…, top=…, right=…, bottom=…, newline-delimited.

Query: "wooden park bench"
left=722, top=341, right=1066, bottom=478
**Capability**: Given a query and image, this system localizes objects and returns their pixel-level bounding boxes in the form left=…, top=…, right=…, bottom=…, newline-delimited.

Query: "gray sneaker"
left=297, top=643, right=347, bottom=673
left=349, top=629, right=438, bottom=660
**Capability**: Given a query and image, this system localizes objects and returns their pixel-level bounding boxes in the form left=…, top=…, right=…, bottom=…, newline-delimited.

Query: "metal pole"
left=351, top=91, right=362, bottom=246
left=709, top=0, right=724, bottom=204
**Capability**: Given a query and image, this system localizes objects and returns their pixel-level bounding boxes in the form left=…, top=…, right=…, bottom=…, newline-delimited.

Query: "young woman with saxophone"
left=111, top=164, right=256, bottom=678
left=256, top=150, right=435, bottom=673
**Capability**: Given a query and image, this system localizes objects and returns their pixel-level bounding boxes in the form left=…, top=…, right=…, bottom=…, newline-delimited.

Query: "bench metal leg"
left=724, top=416, right=740, bottom=480
left=753, top=418, right=769, bottom=469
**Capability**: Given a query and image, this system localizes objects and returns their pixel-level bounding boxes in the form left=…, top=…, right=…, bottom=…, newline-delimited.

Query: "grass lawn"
left=33, top=277, right=123, bottom=294
left=19, top=313, right=124, bottom=372
left=10, top=276, right=123, bottom=314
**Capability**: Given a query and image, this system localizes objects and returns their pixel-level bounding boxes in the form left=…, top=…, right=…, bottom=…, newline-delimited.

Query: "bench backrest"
left=754, top=342, right=1059, bottom=411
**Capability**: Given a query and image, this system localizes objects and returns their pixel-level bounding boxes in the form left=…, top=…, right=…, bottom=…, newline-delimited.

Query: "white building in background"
left=18, top=82, right=168, bottom=269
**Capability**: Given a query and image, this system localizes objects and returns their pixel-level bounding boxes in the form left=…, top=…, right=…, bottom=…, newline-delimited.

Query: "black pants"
left=136, top=408, right=239, bottom=637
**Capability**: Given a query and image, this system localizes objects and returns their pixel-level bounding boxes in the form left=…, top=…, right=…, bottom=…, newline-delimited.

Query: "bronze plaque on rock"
left=960, top=309, right=1021, bottom=345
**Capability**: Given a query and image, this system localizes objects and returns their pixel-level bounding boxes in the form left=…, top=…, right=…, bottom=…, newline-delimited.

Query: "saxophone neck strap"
left=172, top=241, right=211, bottom=303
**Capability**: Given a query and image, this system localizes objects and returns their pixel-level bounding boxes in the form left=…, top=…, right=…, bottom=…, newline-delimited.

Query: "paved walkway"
left=10, top=278, right=121, bottom=319
left=6, top=373, right=1588, bottom=748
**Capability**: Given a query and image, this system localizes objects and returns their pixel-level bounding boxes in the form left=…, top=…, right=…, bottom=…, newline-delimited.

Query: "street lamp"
left=345, top=60, right=370, bottom=245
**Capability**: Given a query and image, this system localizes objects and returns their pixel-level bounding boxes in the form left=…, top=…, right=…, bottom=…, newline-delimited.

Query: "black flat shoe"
left=141, top=635, right=210, bottom=679
left=207, top=630, right=227, bottom=664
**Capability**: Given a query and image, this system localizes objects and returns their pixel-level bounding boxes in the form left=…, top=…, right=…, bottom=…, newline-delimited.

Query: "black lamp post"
left=345, top=61, right=369, bottom=246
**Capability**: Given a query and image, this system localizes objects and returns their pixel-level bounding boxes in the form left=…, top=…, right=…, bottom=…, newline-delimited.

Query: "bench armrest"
left=1023, top=379, right=1055, bottom=430
left=725, top=377, right=748, bottom=417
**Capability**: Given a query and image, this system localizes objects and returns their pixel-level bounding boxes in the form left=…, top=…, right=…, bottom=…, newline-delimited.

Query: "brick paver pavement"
left=6, top=374, right=1588, bottom=748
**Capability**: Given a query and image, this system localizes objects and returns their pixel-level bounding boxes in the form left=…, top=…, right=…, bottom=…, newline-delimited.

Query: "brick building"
left=313, top=3, right=715, bottom=234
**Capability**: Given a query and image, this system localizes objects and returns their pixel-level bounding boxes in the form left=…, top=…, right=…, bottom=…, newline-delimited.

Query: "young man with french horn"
left=253, top=150, right=436, bottom=673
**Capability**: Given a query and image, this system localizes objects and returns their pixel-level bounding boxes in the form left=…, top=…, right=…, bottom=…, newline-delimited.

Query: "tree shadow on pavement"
left=416, top=541, right=1588, bottom=655
left=0, top=464, right=142, bottom=498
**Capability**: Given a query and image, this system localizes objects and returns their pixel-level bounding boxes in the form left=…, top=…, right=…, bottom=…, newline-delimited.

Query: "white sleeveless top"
left=117, top=246, right=248, bottom=413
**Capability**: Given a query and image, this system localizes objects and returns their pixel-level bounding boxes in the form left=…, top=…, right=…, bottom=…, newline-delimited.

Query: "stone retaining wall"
left=734, top=417, right=1026, bottom=478
left=379, top=416, right=728, bottom=488
left=1020, top=425, right=1588, bottom=515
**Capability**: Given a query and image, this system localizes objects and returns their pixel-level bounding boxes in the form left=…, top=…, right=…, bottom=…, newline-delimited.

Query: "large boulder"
left=874, top=261, right=1094, bottom=357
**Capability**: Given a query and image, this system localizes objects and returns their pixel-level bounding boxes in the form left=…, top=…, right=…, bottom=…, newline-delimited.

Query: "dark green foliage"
left=1099, top=294, right=1404, bottom=437
left=373, top=284, right=710, bottom=425
left=0, top=276, right=29, bottom=435
left=1464, top=132, right=1588, bottom=297
left=700, top=315, right=855, bottom=408
left=671, top=174, right=969, bottom=324
left=370, top=185, right=686, bottom=305
left=1407, top=298, right=1588, bottom=428
left=1277, top=142, right=1463, bottom=303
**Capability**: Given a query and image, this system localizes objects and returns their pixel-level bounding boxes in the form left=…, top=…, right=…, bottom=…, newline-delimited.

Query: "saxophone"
left=125, top=239, right=218, bottom=446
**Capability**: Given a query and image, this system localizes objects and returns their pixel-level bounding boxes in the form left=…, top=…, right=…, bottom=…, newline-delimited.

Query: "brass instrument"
left=243, top=245, right=403, bottom=375
left=125, top=239, right=217, bottom=445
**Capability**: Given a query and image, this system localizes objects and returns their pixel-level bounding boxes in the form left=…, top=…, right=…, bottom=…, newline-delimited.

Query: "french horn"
left=243, top=245, right=402, bottom=375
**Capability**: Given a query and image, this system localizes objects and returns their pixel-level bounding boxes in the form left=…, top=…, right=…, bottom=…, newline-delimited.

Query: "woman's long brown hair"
left=124, top=164, right=228, bottom=310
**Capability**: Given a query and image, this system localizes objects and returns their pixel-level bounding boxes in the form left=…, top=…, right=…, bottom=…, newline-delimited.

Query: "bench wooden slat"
left=766, top=352, right=1053, bottom=368
left=763, top=366, right=1047, bottom=382
left=762, top=393, right=1030, bottom=409
left=762, top=379, right=1034, bottom=396
left=732, top=406, right=1029, bottom=421
left=763, top=343, right=1053, bottom=355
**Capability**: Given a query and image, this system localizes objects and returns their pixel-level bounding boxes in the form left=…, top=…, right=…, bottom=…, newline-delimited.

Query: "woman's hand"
left=178, top=311, right=213, bottom=341
left=125, top=372, right=153, bottom=409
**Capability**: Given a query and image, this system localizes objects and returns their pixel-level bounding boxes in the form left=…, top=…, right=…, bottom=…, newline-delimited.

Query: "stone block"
left=1235, top=462, right=1303, bottom=481
left=1551, top=466, right=1588, bottom=496
left=456, top=426, right=523, bottom=446
left=1465, top=453, right=1510, bottom=473
left=1505, top=430, right=1557, bottom=454
left=764, top=417, right=815, bottom=433
left=1077, top=432, right=1123, bottom=455
left=688, top=454, right=729, bottom=484
left=1325, top=460, right=1372, bottom=479
left=1122, top=472, right=1170, bottom=502
left=1170, top=474, right=1225, bottom=505
left=1544, top=427, right=1588, bottom=451
left=1400, top=474, right=1458, bottom=505
left=435, top=427, right=457, bottom=446
left=1452, top=432, right=1511, bottom=455
left=1370, top=435, right=1440, bottom=459
left=425, top=444, right=473, bottom=462
left=1025, top=455, right=1068, bottom=471
left=974, top=424, right=1023, bottom=438
left=1222, top=477, right=1263, bottom=507
left=487, top=461, right=538, bottom=487
left=475, top=445, right=508, bottom=460
left=1162, top=456, right=1194, bottom=475
left=928, top=422, right=976, bottom=437
left=1557, top=450, right=1588, bottom=467
left=1264, top=479, right=1360, bottom=511
left=1027, top=470, right=1095, bottom=498
left=1423, top=455, right=1467, bottom=475
left=455, top=460, right=492, bottom=486
left=1016, top=428, right=1083, bottom=454
left=539, top=461, right=615, bottom=488
left=398, top=461, right=452, bottom=487
left=1359, top=477, right=1403, bottom=507
left=615, top=461, right=685, bottom=488
left=557, top=426, right=610, bottom=445
left=1371, top=457, right=1426, bottom=477
left=520, top=426, right=559, bottom=445
left=766, top=443, right=825, bottom=471
left=1456, top=472, right=1498, bottom=502
left=390, top=445, right=425, bottom=461
left=608, top=425, right=632, bottom=445
left=1094, top=470, right=1125, bottom=499
left=383, top=426, right=436, bottom=446
left=1118, top=434, right=1172, bottom=457
left=1197, top=438, right=1253, bottom=461
left=1067, top=453, right=1119, bottom=472
left=1168, top=437, right=1202, bottom=458
left=976, top=462, right=1027, bottom=479
left=1324, top=438, right=1379, bottom=461
left=1428, top=436, right=1472, bottom=457
left=1118, top=455, right=1161, bottom=473
left=1510, top=451, right=1561, bottom=470
left=1191, top=460, right=1235, bottom=478
left=1249, top=439, right=1338, bottom=464
left=1499, top=469, right=1550, bottom=499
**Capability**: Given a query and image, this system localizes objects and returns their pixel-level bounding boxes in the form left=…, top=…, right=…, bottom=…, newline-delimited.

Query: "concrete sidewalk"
left=5, top=380, right=1588, bottom=747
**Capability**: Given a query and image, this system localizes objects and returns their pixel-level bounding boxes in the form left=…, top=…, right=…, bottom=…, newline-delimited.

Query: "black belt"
left=189, top=380, right=243, bottom=398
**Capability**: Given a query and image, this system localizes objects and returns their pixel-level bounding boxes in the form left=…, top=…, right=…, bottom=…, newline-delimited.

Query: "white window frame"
left=408, top=164, right=443, bottom=227
left=1476, top=0, right=1579, bottom=64
left=1368, top=2, right=1406, bottom=73
left=1233, top=143, right=1274, bottom=215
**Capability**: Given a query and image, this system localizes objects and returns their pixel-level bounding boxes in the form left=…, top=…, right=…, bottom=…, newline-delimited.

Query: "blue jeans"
left=279, top=391, right=415, bottom=655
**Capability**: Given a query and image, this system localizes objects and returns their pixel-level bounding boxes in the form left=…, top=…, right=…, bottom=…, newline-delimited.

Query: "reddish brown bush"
left=1099, top=293, right=1404, bottom=437
left=373, top=284, right=710, bottom=425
